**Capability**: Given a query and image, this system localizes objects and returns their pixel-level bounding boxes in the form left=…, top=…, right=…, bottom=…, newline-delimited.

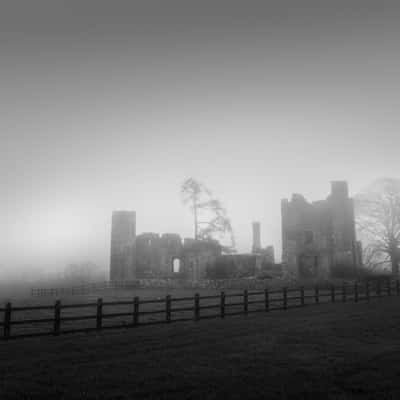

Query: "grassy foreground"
left=1, top=297, right=400, bottom=399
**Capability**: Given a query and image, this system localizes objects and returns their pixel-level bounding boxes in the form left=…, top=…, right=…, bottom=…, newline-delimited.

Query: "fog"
left=1, top=0, right=400, bottom=281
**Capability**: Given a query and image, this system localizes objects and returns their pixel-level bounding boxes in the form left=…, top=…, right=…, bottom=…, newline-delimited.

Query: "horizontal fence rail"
left=2, top=278, right=399, bottom=341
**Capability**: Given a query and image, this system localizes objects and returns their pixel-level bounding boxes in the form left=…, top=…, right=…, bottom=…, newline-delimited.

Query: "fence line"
left=30, top=280, right=272, bottom=297
left=31, top=278, right=350, bottom=297
left=31, top=281, right=113, bottom=297
left=2, top=278, right=399, bottom=341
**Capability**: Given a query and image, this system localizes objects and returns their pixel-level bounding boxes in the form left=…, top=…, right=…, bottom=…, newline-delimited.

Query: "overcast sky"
left=1, top=0, right=400, bottom=277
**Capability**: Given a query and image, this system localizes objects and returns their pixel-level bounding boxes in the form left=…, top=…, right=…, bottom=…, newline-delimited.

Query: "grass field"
left=1, top=296, right=400, bottom=399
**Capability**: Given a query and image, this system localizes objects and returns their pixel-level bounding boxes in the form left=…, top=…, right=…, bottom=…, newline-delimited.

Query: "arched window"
left=172, top=258, right=181, bottom=273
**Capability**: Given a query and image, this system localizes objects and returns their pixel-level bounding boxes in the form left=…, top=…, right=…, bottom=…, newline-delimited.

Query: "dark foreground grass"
left=1, top=298, right=400, bottom=399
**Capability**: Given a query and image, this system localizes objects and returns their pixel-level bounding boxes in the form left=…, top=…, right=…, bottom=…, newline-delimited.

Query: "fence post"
left=3, top=302, right=11, bottom=340
left=315, top=285, right=319, bottom=304
left=377, top=280, right=382, bottom=297
left=283, top=287, right=287, bottom=310
left=264, top=289, right=269, bottom=312
left=387, top=278, right=391, bottom=296
left=166, top=295, right=171, bottom=323
left=396, top=279, right=400, bottom=296
left=342, top=282, right=346, bottom=302
left=54, top=300, right=61, bottom=336
left=194, top=293, right=200, bottom=321
left=300, top=287, right=305, bottom=307
left=220, top=291, right=225, bottom=319
left=244, top=290, right=248, bottom=315
left=366, top=281, right=370, bottom=303
left=331, top=285, right=335, bottom=303
left=133, top=296, right=139, bottom=326
left=354, top=282, right=358, bottom=303
left=96, top=298, right=103, bottom=331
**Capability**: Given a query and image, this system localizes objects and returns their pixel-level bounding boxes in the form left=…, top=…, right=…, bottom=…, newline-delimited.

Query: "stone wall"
left=110, top=212, right=278, bottom=282
left=109, top=278, right=280, bottom=290
left=135, top=233, right=183, bottom=278
left=109, top=211, right=222, bottom=281
left=181, top=238, right=221, bottom=281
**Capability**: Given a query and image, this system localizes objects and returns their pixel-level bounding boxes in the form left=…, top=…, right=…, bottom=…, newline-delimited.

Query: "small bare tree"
left=181, top=178, right=235, bottom=252
left=355, top=178, right=400, bottom=275
left=362, top=243, right=391, bottom=271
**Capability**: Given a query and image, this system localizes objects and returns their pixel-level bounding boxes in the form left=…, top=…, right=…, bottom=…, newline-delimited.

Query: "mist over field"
left=1, top=0, right=400, bottom=281
left=2, top=4, right=400, bottom=400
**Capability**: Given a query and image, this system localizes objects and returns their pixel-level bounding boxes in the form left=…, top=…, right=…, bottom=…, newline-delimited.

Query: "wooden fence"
left=3, top=278, right=399, bottom=341
left=30, top=278, right=279, bottom=296
left=31, top=281, right=113, bottom=297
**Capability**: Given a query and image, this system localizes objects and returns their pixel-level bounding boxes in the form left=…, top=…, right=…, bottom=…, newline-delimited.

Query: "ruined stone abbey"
left=110, top=181, right=361, bottom=281
left=110, top=212, right=275, bottom=281
left=110, top=211, right=221, bottom=281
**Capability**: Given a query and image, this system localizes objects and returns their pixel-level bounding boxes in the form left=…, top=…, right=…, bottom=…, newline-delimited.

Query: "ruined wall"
left=206, top=252, right=279, bottom=279
left=110, top=213, right=277, bottom=282
left=207, top=254, right=258, bottom=279
left=281, top=181, right=359, bottom=279
left=109, top=210, right=222, bottom=281
left=135, top=233, right=183, bottom=278
left=182, top=238, right=221, bottom=281
left=160, top=233, right=184, bottom=275
left=263, top=246, right=275, bottom=265
left=251, top=221, right=275, bottom=267
left=135, top=235, right=220, bottom=280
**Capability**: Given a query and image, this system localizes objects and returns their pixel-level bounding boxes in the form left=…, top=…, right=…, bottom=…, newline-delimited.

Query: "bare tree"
left=362, top=243, right=391, bottom=272
left=355, top=178, right=400, bottom=275
left=181, top=178, right=235, bottom=252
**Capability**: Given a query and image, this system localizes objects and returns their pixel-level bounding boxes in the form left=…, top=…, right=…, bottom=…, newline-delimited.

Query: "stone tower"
left=328, top=181, right=358, bottom=269
left=252, top=221, right=261, bottom=253
left=110, top=211, right=136, bottom=280
left=281, top=181, right=360, bottom=279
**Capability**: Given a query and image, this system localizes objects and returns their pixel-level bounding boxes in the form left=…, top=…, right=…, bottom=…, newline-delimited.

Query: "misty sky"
left=1, top=0, right=400, bottom=277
